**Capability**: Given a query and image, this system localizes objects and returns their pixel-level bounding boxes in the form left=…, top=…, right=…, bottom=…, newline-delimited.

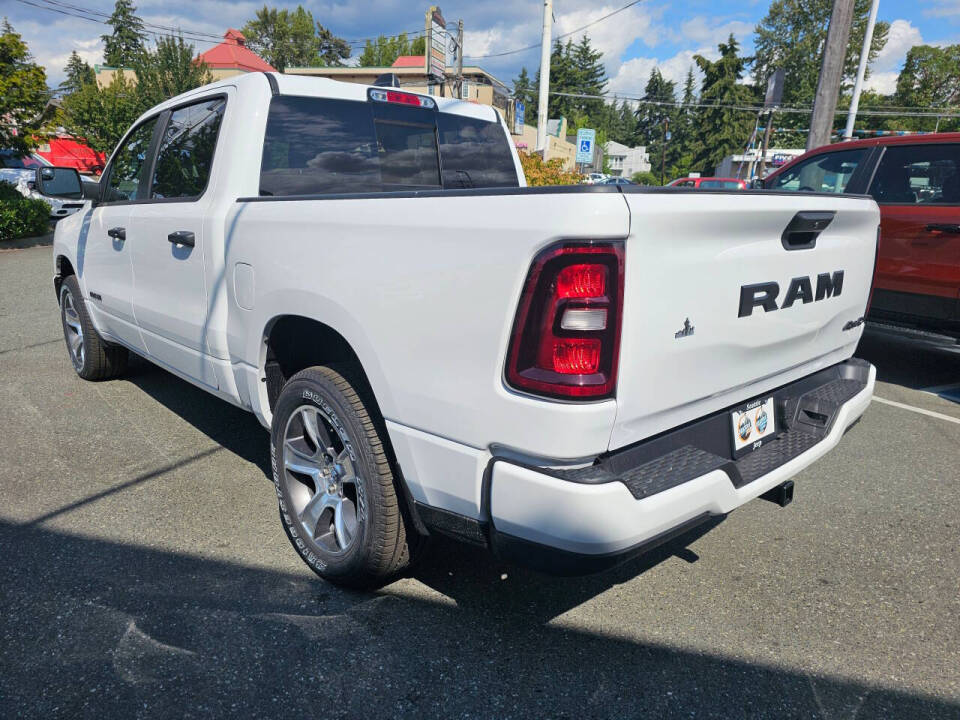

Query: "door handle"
left=167, top=230, right=195, bottom=247
left=925, top=223, right=960, bottom=234
left=107, top=226, right=126, bottom=241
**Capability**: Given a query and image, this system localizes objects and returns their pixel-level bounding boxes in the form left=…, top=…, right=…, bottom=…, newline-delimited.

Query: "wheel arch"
left=54, top=254, right=76, bottom=298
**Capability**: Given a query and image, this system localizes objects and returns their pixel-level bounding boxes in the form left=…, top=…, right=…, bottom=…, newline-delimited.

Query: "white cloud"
left=863, top=19, right=923, bottom=93
left=607, top=47, right=718, bottom=98
left=676, top=17, right=754, bottom=47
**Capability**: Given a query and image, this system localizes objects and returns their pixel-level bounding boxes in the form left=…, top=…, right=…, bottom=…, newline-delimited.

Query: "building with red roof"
left=96, top=29, right=274, bottom=89
left=195, top=29, right=276, bottom=79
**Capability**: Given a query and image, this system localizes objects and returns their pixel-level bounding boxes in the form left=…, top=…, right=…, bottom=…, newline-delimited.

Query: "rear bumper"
left=488, top=358, right=875, bottom=575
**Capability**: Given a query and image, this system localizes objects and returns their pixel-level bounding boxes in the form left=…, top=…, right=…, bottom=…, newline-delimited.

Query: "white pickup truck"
left=53, top=72, right=879, bottom=587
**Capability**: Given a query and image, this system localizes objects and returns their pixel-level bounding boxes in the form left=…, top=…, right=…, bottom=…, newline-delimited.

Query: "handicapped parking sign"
left=576, top=128, right=595, bottom=164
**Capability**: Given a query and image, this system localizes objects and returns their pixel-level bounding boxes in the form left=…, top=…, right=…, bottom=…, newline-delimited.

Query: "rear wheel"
left=271, top=365, right=422, bottom=588
left=59, top=275, right=128, bottom=381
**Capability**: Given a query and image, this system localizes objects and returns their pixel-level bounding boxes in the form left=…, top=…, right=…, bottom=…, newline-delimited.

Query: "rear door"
left=611, top=190, right=880, bottom=449
left=128, top=96, right=227, bottom=387
left=867, top=143, right=960, bottom=326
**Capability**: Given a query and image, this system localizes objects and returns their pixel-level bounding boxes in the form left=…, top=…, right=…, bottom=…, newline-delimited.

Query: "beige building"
left=513, top=117, right=577, bottom=171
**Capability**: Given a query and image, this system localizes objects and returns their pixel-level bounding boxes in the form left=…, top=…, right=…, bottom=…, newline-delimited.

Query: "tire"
left=59, top=275, right=128, bottom=381
left=271, top=365, right=423, bottom=588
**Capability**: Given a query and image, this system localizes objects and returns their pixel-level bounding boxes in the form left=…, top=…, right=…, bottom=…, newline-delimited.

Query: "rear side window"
left=699, top=180, right=742, bottom=189
left=259, top=95, right=517, bottom=196
left=151, top=97, right=226, bottom=200
left=870, top=144, right=960, bottom=205
left=768, top=149, right=865, bottom=194
left=437, top=114, right=519, bottom=189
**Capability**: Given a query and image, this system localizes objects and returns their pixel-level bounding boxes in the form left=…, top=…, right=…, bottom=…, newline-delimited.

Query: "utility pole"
left=455, top=19, right=464, bottom=100
left=660, top=117, right=668, bottom=185
left=536, top=0, right=553, bottom=153
left=756, top=111, right=775, bottom=179
left=843, top=0, right=879, bottom=140
left=808, top=0, right=856, bottom=150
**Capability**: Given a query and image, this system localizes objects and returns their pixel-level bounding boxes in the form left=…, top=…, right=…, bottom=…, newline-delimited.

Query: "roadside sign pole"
left=808, top=0, right=856, bottom=150
left=756, top=111, right=775, bottom=180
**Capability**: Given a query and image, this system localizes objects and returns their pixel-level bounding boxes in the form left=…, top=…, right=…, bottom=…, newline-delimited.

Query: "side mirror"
left=35, top=166, right=83, bottom=199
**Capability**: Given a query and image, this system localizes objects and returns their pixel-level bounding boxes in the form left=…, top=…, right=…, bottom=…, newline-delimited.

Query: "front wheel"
left=59, top=275, right=128, bottom=381
left=271, top=365, right=422, bottom=588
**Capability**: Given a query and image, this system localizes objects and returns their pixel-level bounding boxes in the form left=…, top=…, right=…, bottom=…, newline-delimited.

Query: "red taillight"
left=506, top=242, right=625, bottom=400
left=368, top=88, right=437, bottom=109
left=557, top=264, right=606, bottom=298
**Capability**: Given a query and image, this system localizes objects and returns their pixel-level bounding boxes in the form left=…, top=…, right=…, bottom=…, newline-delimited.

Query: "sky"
left=5, top=0, right=960, bottom=96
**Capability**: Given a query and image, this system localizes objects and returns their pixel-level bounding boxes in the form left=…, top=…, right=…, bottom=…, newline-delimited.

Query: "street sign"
left=426, top=6, right=448, bottom=83
left=513, top=100, right=525, bottom=135
left=764, top=68, right=785, bottom=109
left=576, top=128, right=595, bottom=164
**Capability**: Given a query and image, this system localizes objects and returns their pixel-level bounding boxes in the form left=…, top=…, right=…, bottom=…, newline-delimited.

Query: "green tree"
left=59, top=51, right=95, bottom=96
left=358, top=32, right=424, bottom=67
left=633, top=67, right=676, bottom=175
left=102, top=0, right=146, bottom=67
left=752, top=0, right=889, bottom=133
left=692, top=35, right=756, bottom=174
left=668, top=67, right=699, bottom=177
left=316, top=23, right=351, bottom=66
left=894, top=45, right=960, bottom=132
left=59, top=71, right=141, bottom=154
left=0, top=20, right=48, bottom=155
left=133, top=34, right=213, bottom=109
left=243, top=5, right=348, bottom=71
left=512, top=67, right=536, bottom=124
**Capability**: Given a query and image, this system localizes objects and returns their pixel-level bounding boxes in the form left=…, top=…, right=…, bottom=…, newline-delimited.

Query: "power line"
left=464, top=0, right=647, bottom=60
left=549, top=91, right=960, bottom=119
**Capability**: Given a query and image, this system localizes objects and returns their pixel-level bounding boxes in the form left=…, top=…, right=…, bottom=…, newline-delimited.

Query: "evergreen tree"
left=668, top=67, right=698, bottom=176
left=242, top=5, right=348, bottom=70
left=59, top=51, right=95, bottom=96
left=633, top=67, right=676, bottom=177
left=512, top=67, right=536, bottom=124
left=102, top=0, right=146, bottom=67
left=691, top=35, right=756, bottom=174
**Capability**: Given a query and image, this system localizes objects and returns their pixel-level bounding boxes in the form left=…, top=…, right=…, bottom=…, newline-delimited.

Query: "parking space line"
left=872, top=396, right=960, bottom=425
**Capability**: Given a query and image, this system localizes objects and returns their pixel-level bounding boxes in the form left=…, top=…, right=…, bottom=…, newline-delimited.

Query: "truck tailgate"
left=611, top=190, right=879, bottom=451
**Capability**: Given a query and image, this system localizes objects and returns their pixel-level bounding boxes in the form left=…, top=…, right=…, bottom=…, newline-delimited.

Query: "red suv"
left=765, top=133, right=960, bottom=345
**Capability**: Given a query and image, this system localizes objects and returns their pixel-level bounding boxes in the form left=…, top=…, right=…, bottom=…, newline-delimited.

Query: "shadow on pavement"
left=121, top=356, right=272, bottom=476
left=1, top=521, right=957, bottom=719
left=857, top=331, right=960, bottom=399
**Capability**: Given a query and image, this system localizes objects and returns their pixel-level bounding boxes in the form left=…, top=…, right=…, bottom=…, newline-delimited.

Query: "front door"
left=80, top=116, right=160, bottom=351
left=128, top=97, right=227, bottom=387
left=869, top=143, right=960, bottom=326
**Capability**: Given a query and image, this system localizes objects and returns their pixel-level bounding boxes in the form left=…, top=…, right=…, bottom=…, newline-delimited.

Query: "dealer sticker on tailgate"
left=731, top=397, right=776, bottom=458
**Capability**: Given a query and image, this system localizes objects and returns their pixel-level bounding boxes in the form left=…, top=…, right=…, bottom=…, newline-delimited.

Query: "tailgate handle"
left=781, top=211, right=835, bottom=251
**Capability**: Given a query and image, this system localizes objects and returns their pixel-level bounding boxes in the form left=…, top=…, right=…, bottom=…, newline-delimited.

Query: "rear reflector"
left=368, top=88, right=437, bottom=110
left=506, top=242, right=625, bottom=400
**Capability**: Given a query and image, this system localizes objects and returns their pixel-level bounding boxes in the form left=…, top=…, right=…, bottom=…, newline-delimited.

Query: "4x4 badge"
left=675, top=318, right=695, bottom=339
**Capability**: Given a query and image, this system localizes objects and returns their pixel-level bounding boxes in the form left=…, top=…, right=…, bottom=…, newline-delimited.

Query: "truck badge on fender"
left=738, top=271, right=844, bottom=317
left=674, top=318, right=695, bottom=338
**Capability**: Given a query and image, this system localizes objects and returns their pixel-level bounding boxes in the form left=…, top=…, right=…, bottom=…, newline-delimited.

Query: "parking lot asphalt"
left=1, top=244, right=958, bottom=719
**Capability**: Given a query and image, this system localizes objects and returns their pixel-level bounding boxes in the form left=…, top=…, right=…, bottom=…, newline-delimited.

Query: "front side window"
left=151, top=98, right=226, bottom=200
left=106, top=117, right=158, bottom=202
left=870, top=144, right=960, bottom=205
left=767, top=149, right=865, bottom=194
left=699, top=179, right=743, bottom=189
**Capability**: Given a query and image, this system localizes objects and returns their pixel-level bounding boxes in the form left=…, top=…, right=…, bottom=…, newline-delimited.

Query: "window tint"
left=437, top=114, right=519, bottom=189
left=259, top=95, right=518, bottom=196
left=767, top=149, right=864, bottom=194
left=106, top=117, right=158, bottom=202
left=374, top=118, right=441, bottom=189
left=0, top=152, right=43, bottom=169
left=260, top=96, right=379, bottom=196
left=870, top=144, right=960, bottom=205
left=151, top=98, right=226, bottom=199
left=699, top=179, right=742, bottom=189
